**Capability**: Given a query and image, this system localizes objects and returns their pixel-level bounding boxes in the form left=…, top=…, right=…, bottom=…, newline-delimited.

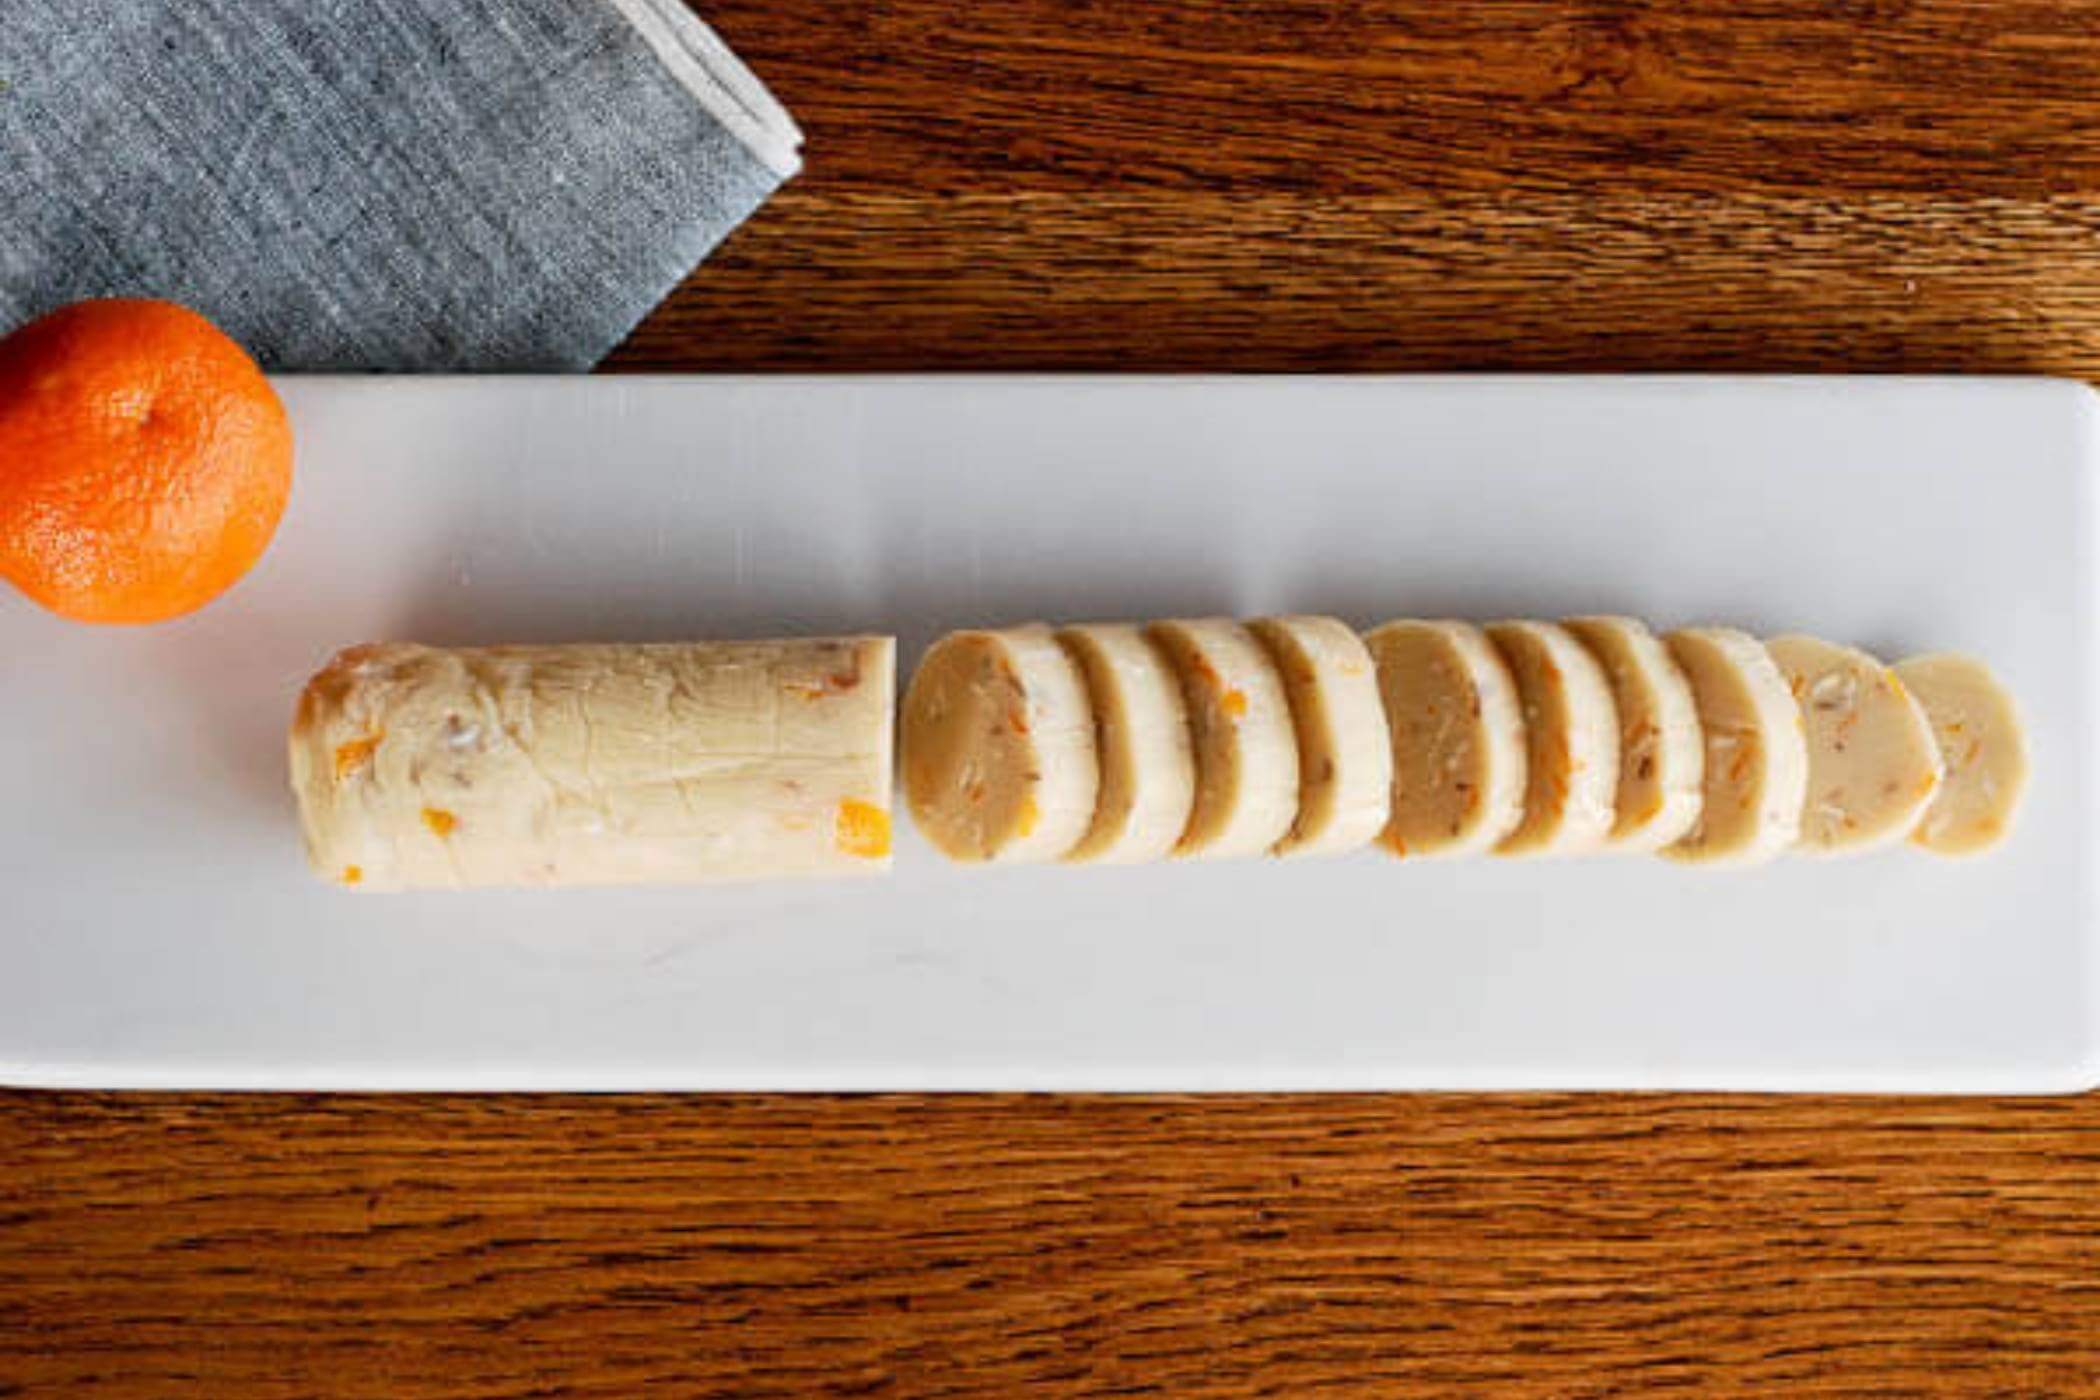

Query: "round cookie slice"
left=1145, top=618, right=1301, bottom=860
left=1562, top=615, right=1705, bottom=853
left=1892, top=652, right=2030, bottom=857
left=901, top=626, right=1099, bottom=863
left=1056, top=622, right=1197, bottom=864
left=1661, top=627, right=1809, bottom=868
left=1484, top=620, right=1621, bottom=857
left=1767, top=635, right=1943, bottom=855
left=1363, top=620, right=1528, bottom=858
left=1248, top=615, right=1393, bottom=858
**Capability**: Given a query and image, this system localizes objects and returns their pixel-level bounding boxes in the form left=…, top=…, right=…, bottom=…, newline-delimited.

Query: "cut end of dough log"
left=900, top=627, right=1098, bottom=864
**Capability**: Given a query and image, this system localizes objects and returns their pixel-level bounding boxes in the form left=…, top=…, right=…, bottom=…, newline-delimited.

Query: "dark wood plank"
left=610, top=0, right=2100, bottom=374
left=10, top=1, right=2100, bottom=1394
left=616, top=187, right=2100, bottom=373
left=679, top=0, right=2100, bottom=199
left=6, top=1094, right=2100, bottom=1396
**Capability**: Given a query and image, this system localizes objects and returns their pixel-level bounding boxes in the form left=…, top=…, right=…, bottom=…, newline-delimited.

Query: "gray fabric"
left=0, top=0, right=791, bottom=370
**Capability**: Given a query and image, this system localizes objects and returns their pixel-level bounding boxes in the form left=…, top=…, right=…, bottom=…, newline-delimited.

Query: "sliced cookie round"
left=1661, top=627, right=1808, bottom=868
left=1892, top=652, right=2030, bottom=857
left=1146, top=618, right=1301, bottom=860
left=1563, top=615, right=1704, bottom=853
left=1363, top=620, right=1528, bottom=858
left=1767, top=634, right=1943, bottom=855
left=1249, top=615, right=1393, bottom=858
left=1056, top=622, right=1197, bottom=864
left=901, top=626, right=1099, bottom=863
left=1485, top=620, right=1621, bottom=857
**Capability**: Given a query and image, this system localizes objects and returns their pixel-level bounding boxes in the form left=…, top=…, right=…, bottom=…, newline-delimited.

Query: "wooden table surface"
left=8, top=1, right=2100, bottom=1393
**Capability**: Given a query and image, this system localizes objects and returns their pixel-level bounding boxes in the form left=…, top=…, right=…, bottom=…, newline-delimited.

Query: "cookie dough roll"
left=901, top=626, right=1099, bottom=863
left=290, top=636, right=895, bottom=891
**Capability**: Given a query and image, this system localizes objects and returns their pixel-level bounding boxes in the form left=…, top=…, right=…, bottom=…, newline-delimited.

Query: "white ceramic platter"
left=3, top=376, right=2094, bottom=1091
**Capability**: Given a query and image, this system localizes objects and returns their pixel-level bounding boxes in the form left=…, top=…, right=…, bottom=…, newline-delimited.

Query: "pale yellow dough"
left=289, top=637, right=895, bottom=891
left=1363, top=620, right=1527, bottom=858
left=901, top=626, right=1099, bottom=863
left=1892, top=652, right=2030, bottom=857
left=1767, top=635, right=1943, bottom=855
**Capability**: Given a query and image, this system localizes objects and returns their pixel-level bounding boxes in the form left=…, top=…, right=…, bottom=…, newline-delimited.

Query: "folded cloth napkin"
left=0, top=0, right=801, bottom=369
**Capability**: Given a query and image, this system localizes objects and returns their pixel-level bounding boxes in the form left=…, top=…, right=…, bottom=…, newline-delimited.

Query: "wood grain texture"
left=10, top=1, right=2100, bottom=1394
left=609, top=0, right=2100, bottom=375
left=6, top=1094, right=2100, bottom=1396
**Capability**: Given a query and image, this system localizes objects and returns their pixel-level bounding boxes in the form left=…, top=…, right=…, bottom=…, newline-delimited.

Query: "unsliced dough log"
left=1662, top=628, right=1808, bottom=868
left=1364, top=620, right=1528, bottom=858
left=1768, top=635, right=1943, bottom=855
left=1146, top=618, right=1301, bottom=859
left=1893, top=652, right=2030, bottom=856
left=901, top=626, right=1099, bottom=863
left=290, top=637, right=895, bottom=891
left=1249, top=616, right=1392, bottom=857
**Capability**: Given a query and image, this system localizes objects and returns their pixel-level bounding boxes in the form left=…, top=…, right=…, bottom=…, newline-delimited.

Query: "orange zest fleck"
left=421, top=807, right=459, bottom=838
left=788, top=669, right=863, bottom=701
left=340, top=864, right=363, bottom=886
left=835, top=799, right=891, bottom=859
left=1014, top=795, right=1041, bottom=839
left=333, top=733, right=382, bottom=781
left=1221, top=688, right=1248, bottom=720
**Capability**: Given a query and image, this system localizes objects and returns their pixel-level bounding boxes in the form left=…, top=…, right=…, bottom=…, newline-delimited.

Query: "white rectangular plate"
left=4, top=376, right=2095, bottom=1092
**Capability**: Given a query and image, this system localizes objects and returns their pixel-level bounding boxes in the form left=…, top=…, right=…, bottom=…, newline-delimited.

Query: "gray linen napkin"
left=0, top=0, right=801, bottom=370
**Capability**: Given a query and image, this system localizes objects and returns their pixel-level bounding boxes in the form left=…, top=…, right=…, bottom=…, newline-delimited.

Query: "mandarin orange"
left=0, top=299, right=293, bottom=623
